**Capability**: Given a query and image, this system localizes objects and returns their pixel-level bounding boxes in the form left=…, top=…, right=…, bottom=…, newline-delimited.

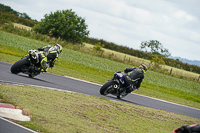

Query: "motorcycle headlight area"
left=29, top=50, right=39, bottom=63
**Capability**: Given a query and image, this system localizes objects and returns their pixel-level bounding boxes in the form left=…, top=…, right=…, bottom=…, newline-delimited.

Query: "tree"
left=140, top=40, right=171, bottom=57
left=93, top=42, right=104, bottom=53
left=0, top=4, right=32, bottom=19
left=33, top=9, right=89, bottom=44
left=151, top=55, right=165, bottom=68
left=18, top=13, right=31, bottom=19
left=0, top=3, right=18, bottom=15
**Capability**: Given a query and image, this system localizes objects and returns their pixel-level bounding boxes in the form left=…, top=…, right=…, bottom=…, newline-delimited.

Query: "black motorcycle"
left=100, top=72, right=138, bottom=99
left=11, top=49, right=47, bottom=78
left=173, top=124, right=200, bottom=133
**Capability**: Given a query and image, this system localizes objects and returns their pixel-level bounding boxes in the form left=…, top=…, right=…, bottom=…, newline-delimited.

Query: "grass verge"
left=0, top=84, right=199, bottom=133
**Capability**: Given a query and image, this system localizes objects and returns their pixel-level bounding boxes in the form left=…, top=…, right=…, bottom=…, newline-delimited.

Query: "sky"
left=1, top=0, right=200, bottom=61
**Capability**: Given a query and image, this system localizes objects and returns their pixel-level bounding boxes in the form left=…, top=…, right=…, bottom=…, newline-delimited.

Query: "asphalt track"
left=0, top=61, right=200, bottom=132
left=0, top=117, right=36, bottom=133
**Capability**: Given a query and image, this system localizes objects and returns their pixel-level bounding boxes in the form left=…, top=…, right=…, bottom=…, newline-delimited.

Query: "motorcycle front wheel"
left=11, top=58, right=30, bottom=74
left=100, top=80, right=117, bottom=95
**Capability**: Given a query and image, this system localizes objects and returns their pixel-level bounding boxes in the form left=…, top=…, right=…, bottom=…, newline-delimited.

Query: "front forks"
left=113, top=83, right=121, bottom=99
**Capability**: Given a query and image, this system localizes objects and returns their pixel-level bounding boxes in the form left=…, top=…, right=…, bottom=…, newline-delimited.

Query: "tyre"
left=29, top=73, right=39, bottom=78
left=29, top=74, right=34, bottom=78
left=100, top=80, right=116, bottom=95
left=11, top=58, right=30, bottom=74
left=117, top=92, right=128, bottom=99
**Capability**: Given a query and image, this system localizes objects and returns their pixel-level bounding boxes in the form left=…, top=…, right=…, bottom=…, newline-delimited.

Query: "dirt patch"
left=16, top=106, right=32, bottom=118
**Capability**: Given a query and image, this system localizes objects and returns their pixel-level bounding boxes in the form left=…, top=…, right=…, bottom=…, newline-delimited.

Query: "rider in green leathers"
left=38, top=44, right=62, bottom=72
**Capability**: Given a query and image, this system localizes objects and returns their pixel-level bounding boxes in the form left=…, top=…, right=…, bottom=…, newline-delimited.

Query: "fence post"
left=170, top=68, right=172, bottom=75
left=79, top=44, right=81, bottom=50
left=101, top=51, right=104, bottom=57
left=198, top=76, right=200, bottom=82
left=123, top=55, right=126, bottom=62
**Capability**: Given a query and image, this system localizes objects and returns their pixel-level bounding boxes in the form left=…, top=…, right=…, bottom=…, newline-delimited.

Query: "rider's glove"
left=124, top=69, right=127, bottom=73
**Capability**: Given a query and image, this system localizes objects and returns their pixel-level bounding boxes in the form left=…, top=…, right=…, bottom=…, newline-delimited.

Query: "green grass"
left=0, top=30, right=199, bottom=109
left=0, top=84, right=199, bottom=133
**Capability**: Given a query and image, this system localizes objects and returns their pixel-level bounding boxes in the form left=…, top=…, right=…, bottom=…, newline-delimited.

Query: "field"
left=13, top=23, right=32, bottom=31
left=85, top=43, right=200, bottom=80
left=0, top=30, right=200, bottom=132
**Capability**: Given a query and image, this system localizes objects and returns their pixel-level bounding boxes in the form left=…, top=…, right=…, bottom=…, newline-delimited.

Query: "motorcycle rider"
left=37, top=44, right=62, bottom=72
left=123, top=64, right=147, bottom=93
left=175, top=124, right=200, bottom=133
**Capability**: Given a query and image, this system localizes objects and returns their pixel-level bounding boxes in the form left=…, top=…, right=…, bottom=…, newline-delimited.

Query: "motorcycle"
left=172, top=124, right=200, bottom=133
left=100, top=71, right=138, bottom=99
left=10, top=49, right=47, bottom=78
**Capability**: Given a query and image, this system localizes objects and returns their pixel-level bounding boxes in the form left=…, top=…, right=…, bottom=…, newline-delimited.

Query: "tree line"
left=0, top=3, right=36, bottom=20
left=0, top=4, right=38, bottom=27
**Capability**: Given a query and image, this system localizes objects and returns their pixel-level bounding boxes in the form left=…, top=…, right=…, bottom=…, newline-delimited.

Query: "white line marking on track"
left=131, top=93, right=200, bottom=111
left=64, top=75, right=102, bottom=86
left=0, top=117, right=37, bottom=133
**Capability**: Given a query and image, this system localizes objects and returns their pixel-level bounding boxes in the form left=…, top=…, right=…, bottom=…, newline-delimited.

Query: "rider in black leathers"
left=124, top=64, right=147, bottom=93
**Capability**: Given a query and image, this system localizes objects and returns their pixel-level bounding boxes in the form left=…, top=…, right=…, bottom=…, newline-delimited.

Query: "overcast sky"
left=1, top=0, right=200, bottom=60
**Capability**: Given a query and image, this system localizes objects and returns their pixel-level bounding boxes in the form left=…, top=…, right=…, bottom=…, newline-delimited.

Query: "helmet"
left=139, top=64, right=147, bottom=73
left=54, top=44, right=62, bottom=54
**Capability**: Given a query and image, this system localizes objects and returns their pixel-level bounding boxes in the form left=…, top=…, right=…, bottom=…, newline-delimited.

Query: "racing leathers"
left=38, top=45, right=59, bottom=72
left=124, top=67, right=144, bottom=93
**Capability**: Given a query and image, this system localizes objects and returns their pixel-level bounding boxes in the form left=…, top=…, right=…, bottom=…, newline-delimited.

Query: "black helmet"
left=139, top=64, right=147, bottom=73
